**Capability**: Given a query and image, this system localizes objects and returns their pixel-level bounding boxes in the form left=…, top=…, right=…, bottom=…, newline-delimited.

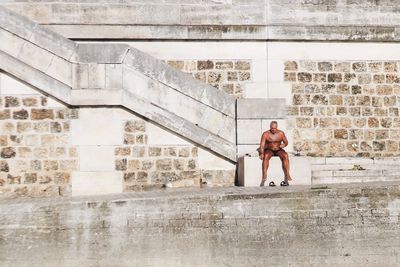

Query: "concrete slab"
left=72, top=63, right=88, bottom=89
left=79, top=146, right=116, bottom=172
left=71, top=171, right=123, bottom=196
left=17, top=42, right=55, bottom=73
left=88, top=63, right=105, bottom=89
left=237, top=98, right=286, bottom=119
left=0, top=28, right=26, bottom=58
left=198, top=147, right=236, bottom=170
left=237, top=119, right=262, bottom=145
left=70, top=118, right=123, bottom=146
left=146, top=122, right=190, bottom=146
left=238, top=155, right=311, bottom=187
left=0, top=72, right=39, bottom=95
left=45, top=55, right=72, bottom=86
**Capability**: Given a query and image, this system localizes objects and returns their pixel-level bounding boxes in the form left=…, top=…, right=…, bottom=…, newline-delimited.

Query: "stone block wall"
left=0, top=94, right=79, bottom=197
left=166, top=59, right=251, bottom=98
left=116, top=134, right=236, bottom=191
left=0, top=73, right=235, bottom=198
left=285, top=60, right=400, bottom=157
left=115, top=120, right=200, bottom=191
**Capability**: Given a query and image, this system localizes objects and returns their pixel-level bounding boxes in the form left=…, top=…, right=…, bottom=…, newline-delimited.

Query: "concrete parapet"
left=2, top=182, right=400, bottom=266
left=0, top=50, right=72, bottom=104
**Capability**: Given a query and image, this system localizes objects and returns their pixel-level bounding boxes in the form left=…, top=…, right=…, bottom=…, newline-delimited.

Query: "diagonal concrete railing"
left=0, top=6, right=236, bottom=161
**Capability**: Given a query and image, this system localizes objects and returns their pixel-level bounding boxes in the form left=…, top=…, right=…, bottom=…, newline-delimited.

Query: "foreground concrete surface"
left=1, top=182, right=400, bottom=267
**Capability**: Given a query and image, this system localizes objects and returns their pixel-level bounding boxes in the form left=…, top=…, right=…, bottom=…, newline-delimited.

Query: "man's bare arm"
left=280, top=132, right=289, bottom=148
left=259, top=132, right=266, bottom=159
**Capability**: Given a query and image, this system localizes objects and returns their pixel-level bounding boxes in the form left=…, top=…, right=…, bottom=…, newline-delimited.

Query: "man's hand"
left=279, top=144, right=286, bottom=149
left=259, top=153, right=264, bottom=160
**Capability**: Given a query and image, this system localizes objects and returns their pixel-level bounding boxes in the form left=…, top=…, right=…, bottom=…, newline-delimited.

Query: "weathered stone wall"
left=0, top=73, right=235, bottom=198
left=285, top=60, right=400, bottom=157
left=3, top=0, right=400, bottom=41
left=1, top=183, right=400, bottom=266
left=0, top=95, right=78, bottom=197
left=115, top=120, right=231, bottom=191
left=0, top=88, right=79, bottom=198
left=166, top=59, right=251, bottom=98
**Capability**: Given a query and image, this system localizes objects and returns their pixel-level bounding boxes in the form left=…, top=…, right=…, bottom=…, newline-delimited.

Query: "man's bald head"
left=270, top=121, right=278, bottom=133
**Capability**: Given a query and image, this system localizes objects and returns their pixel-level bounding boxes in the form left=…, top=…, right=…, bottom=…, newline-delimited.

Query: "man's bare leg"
left=260, top=151, right=273, bottom=186
left=277, top=150, right=292, bottom=182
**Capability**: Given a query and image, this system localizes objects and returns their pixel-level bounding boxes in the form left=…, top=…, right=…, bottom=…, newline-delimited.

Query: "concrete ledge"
left=238, top=155, right=311, bottom=187
left=44, top=24, right=268, bottom=40
left=40, top=24, right=400, bottom=42
left=310, top=157, right=400, bottom=185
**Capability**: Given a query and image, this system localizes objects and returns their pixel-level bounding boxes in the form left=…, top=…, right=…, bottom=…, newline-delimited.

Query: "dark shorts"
left=264, top=148, right=285, bottom=157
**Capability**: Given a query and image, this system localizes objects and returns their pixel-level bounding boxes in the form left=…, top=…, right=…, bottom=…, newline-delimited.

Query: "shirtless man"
left=259, top=121, right=293, bottom=187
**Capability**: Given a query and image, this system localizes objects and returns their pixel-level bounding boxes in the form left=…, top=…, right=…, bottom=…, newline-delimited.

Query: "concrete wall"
left=0, top=72, right=235, bottom=198
left=1, top=182, right=400, bottom=266
left=2, top=0, right=400, bottom=41
left=0, top=6, right=238, bottom=162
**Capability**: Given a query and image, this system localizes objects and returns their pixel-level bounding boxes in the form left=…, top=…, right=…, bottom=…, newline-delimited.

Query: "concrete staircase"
left=311, top=157, right=400, bottom=184
left=0, top=6, right=236, bottom=161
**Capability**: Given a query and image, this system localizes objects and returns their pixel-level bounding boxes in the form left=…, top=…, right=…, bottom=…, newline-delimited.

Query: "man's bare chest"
left=266, top=133, right=282, bottom=142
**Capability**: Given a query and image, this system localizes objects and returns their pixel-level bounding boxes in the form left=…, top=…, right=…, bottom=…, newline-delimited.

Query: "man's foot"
left=287, top=177, right=293, bottom=181
left=280, top=180, right=289, bottom=186
left=260, top=179, right=266, bottom=187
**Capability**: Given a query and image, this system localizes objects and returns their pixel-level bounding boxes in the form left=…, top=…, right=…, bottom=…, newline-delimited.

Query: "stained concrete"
left=2, top=1, right=400, bottom=41
left=1, top=182, right=400, bottom=266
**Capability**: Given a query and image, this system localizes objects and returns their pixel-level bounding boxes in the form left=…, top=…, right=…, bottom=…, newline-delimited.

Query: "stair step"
left=313, top=169, right=382, bottom=177
left=313, top=176, right=400, bottom=184
left=312, top=164, right=400, bottom=171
